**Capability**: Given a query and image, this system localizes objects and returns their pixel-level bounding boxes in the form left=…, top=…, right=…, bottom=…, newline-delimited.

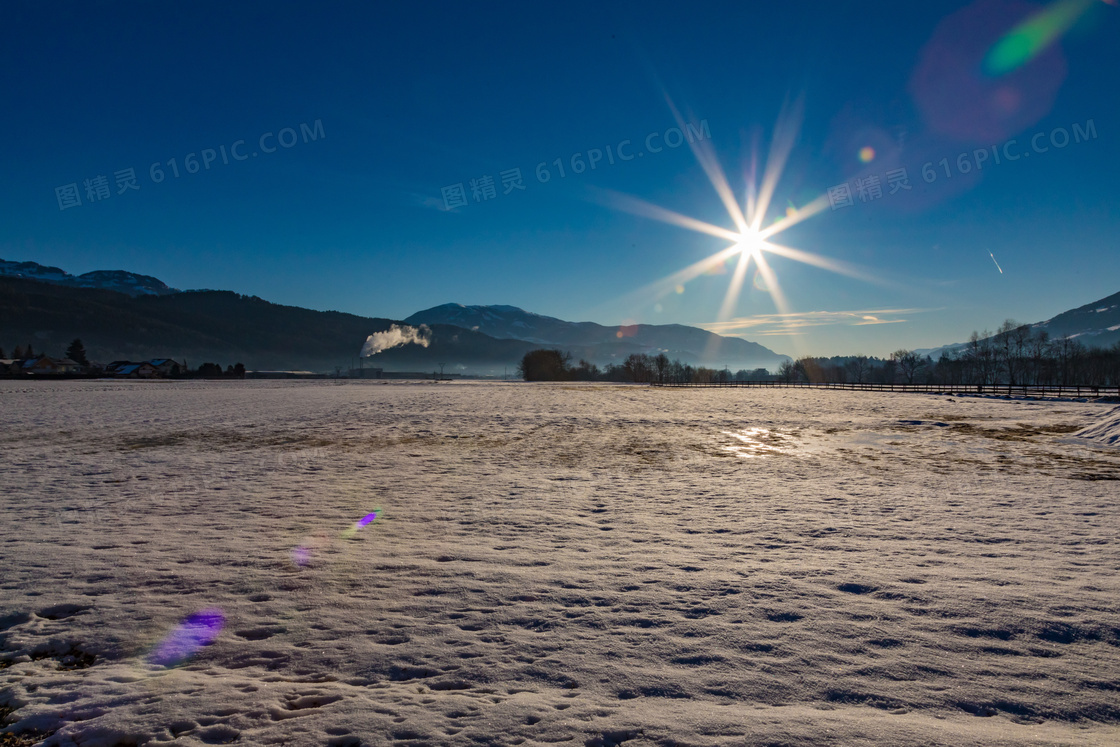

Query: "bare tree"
left=891, top=349, right=923, bottom=384
left=777, top=359, right=798, bottom=383
left=1027, top=329, right=1050, bottom=385
left=845, top=355, right=870, bottom=383
left=622, top=353, right=654, bottom=382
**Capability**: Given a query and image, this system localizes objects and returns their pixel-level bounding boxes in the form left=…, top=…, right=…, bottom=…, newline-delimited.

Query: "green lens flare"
left=984, top=0, right=1093, bottom=76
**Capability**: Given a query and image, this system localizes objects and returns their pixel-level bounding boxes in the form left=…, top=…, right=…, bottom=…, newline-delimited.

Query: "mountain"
left=0, top=258, right=179, bottom=296
left=0, top=277, right=534, bottom=373
left=918, top=290, right=1120, bottom=359
left=1034, top=290, right=1120, bottom=348
left=405, top=303, right=790, bottom=370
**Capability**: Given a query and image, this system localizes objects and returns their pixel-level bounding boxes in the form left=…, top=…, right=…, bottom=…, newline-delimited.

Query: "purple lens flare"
left=148, top=608, right=225, bottom=667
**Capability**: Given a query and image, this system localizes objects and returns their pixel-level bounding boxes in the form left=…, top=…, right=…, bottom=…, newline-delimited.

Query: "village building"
left=112, top=362, right=158, bottom=378
left=148, top=358, right=183, bottom=377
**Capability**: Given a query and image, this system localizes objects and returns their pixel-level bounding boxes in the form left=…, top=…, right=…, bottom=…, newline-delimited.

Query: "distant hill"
left=406, top=303, right=790, bottom=370
left=1034, top=290, right=1120, bottom=348
left=918, top=290, right=1120, bottom=359
left=0, top=277, right=535, bottom=373
left=1, top=258, right=179, bottom=296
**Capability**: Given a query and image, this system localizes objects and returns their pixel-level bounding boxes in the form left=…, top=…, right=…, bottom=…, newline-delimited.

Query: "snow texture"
left=1, top=381, right=1119, bottom=746
left=1074, top=406, right=1120, bottom=447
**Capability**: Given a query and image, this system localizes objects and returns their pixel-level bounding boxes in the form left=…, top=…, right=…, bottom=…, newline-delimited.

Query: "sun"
left=735, top=231, right=765, bottom=260
left=594, top=95, right=882, bottom=327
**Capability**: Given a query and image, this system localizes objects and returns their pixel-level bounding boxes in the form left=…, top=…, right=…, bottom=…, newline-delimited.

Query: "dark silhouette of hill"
left=405, top=303, right=790, bottom=370
left=0, top=277, right=533, bottom=372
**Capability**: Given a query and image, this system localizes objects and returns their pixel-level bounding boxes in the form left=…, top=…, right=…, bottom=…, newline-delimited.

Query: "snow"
left=2, top=380, right=1119, bottom=746
left=1074, top=405, right=1120, bottom=447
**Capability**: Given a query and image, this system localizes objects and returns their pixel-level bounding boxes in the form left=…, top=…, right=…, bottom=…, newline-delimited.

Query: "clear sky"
left=2, top=0, right=1117, bottom=357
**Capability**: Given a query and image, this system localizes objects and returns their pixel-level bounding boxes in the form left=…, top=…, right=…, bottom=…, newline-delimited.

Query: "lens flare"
left=858, top=146, right=876, bottom=163
left=341, top=509, right=382, bottom=539
left=984, top=0, right=1094, bottom=76
left=910, top=1, right=1069, bottom=142
left=148, top=609, right=224, bottom=667
left=291, top=544, right=312, bottom=566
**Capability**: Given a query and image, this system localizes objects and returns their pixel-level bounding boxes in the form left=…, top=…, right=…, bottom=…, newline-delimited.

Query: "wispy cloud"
left=405, top=192, right=454, bottom=212
left=700, top=308, right=933, bottom=337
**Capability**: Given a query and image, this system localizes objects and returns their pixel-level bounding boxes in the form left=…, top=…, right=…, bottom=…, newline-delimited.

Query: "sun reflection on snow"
left=720, top=428, right=788, bottom=458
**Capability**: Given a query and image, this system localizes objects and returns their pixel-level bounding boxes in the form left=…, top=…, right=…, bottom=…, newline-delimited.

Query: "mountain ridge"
left=405, top=303, right=789, bottom=370
left=0, top=276, right=536, bottom=373
left=916, top=290, right=1120, bottom=359
left=5, top=256, right=1116, bottom=370
left=0, top=258, right=179, bottom=296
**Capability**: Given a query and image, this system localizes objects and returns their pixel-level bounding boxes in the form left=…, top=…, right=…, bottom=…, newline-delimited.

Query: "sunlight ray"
left=717, top=250, right=753, bottom=322
left=592, top=189, right=742, bottom=243
left=757, top=194, right=830, bottom=240
left=762, top=242, right=884, bottom=285
left=744, top=147, right=759, bottom=228
left=753, top=251, right=789, bottom=316
left=645, top=244, right=743, bottom=297
left=751, top=96, right=804, bottom=233
left=664, top=94, right=749, bottom=233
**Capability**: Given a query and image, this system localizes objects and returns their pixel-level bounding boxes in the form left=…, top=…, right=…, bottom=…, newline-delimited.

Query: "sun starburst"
left=596, top=96, right=882, bottom=335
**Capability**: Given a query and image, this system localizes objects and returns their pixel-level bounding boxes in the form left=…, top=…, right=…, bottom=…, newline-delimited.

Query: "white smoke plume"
left=361, top=324, right=432, bottom=357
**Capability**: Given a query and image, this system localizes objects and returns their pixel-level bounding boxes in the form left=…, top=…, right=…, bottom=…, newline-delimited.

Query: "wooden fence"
left=650, top=380, right=1120, bottom=398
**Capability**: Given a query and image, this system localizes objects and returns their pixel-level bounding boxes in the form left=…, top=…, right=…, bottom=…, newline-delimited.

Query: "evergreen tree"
left=25, top=343, right=34, bottom=358
left=0, top=346, right=5, bottom=359
left=66, top=338, right=89, bottom=365
left=13, top=345, right=24, bottom=359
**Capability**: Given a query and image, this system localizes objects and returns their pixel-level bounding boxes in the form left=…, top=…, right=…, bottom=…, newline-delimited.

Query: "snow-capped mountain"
left=918, top=290, right=1120, bottom=359
left=405, top=303, right=789, bottom=369
left=0, top=259, right=179, bottom=296
left=1034, top=290, right=1120, bottom=348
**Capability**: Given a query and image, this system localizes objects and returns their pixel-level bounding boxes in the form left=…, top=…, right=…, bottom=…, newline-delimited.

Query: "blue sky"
left=2, top=0, right=1117, bottom=357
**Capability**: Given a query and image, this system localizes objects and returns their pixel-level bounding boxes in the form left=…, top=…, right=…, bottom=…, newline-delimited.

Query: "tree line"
left=782, top=321, right=1119, bottom=387
left=517, top=349, right=771, bottom=383
left=518, top=320, right=1120, bottom=386
left=2, top=339, right=90, bottom=364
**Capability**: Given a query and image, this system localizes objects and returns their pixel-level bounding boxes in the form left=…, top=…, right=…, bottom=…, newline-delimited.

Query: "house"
left=0, top=359, right=19, bottom=375
left=148, top=358, right=183, bottom=377
left=55, top=358, right=85, bottom=374
left=113, top=362, right=157, bottom=378
left=21, top=356, right=61, bottom=375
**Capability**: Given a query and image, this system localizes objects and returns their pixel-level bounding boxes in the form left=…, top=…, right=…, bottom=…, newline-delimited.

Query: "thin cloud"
left=701, top=308, right=932, bottom=337
left=405, top=192, right=455, bottom=212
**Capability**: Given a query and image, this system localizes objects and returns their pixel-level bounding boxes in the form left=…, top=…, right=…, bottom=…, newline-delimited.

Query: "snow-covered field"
left=2, top=380, right=1119, bottom=746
